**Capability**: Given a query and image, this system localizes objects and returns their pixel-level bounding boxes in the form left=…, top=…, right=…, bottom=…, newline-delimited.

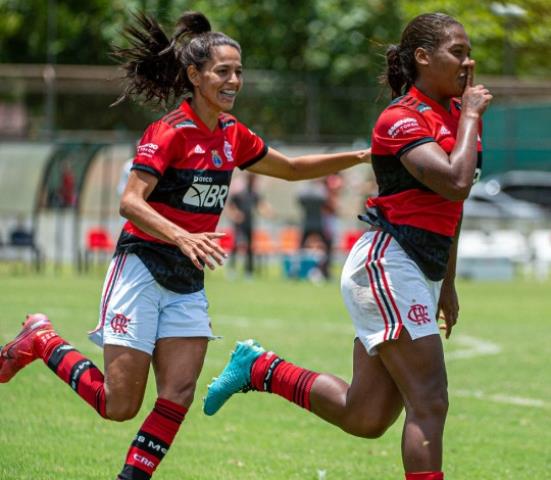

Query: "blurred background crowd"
left=1, top=0, right=550, bottom=281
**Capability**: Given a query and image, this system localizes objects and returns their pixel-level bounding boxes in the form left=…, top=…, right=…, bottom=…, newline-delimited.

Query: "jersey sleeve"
left=233, top=122, right=268, bottom=170
left=132, top=121, right=180, bottom=178
left=372, top=107, right=434, bottom=158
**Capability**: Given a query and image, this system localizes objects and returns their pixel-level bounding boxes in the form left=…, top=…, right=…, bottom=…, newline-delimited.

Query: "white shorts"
left=88, top=253, right=217, bottom=355
left=341, top=230, right=442, bottom=356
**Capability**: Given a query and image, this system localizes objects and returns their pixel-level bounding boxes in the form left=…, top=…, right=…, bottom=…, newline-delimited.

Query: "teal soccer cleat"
left=203, top=339, right=265, bottom=416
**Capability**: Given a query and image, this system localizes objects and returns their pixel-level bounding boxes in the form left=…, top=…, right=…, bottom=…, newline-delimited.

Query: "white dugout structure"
left=0, top=141, right=132, bottom=269
left=0, top=141, right=550, bottom=280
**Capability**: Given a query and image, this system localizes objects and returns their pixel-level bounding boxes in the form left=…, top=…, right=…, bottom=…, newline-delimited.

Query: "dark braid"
left=111, top=11, right=240, bottom=108
left=382, top=12, right=462, bottom=99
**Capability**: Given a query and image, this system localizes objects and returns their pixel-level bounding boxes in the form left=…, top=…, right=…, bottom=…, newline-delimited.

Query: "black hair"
left=111, top=11, right=241, bottom=107
left=382, top=12, right=462, bottom=99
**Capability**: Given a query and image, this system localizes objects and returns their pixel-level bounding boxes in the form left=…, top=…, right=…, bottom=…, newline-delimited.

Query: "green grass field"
left=0, top=267, right=550, bottom=479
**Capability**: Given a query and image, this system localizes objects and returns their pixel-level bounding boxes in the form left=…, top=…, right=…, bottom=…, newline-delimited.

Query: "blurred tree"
left=1, top=0, right=550, bottom=76
left=179, top=0, right=401, bottom=85
left=402, top=0, right=551, bottom=77
left=1, top=0, right=549, bottom=140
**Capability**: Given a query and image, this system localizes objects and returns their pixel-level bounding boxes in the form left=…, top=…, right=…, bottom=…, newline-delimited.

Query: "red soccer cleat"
left=0, top=313, right=54, bottom=383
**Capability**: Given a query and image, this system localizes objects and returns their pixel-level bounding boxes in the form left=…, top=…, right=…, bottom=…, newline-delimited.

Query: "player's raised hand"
left=461, top=60, right=493, bottom=117
left=176, top=231, right=228, bottom=270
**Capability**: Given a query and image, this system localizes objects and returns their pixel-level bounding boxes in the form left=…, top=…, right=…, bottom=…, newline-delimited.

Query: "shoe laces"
left=241, top=383, right=254, bottom=393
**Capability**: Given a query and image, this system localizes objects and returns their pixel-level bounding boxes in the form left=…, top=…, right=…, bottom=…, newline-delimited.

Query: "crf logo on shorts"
left=407, top=304, right=431, bottom=325
left=110, top=313, right=131, bottom=334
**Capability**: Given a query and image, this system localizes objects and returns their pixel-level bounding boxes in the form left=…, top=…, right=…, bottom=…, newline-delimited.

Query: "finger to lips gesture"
left=462, top=60, right=493, bottom=116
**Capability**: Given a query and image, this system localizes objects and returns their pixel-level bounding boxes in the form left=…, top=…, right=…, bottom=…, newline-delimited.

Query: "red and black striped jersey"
left=117, top=99, right=268, bottom=293
left=361, top=86, right=483, bottom=280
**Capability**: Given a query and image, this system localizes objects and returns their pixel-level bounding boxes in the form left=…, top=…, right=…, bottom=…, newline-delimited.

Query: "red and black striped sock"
left=251, top=351, right=320, bottom=410
left=34, top=331, right=107, bottom=418
left=405, top=472, right=444, bottom=480
left=117, top=398, right=187, bottom=480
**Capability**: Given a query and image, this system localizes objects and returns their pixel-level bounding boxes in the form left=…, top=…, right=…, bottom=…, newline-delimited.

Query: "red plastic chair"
left=216, top=228, right=236, bottom=254
left=83, top=227, right=114, bottom=271
left=87, top=228, right=114, bottom=251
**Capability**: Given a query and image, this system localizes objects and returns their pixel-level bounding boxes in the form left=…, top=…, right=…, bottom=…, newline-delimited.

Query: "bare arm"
left=438, top=215, right=462, bottom=338
left=247, top=146, right=371, bottom=181
left=400, top=61, right=492, bottom=201
left=119, top=170, right=226, bottom=270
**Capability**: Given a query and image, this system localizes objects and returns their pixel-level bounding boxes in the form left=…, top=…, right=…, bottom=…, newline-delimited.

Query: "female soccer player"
left=204, top=12, right=492, bottom=480
left=0, top=11, right=369, bottom=480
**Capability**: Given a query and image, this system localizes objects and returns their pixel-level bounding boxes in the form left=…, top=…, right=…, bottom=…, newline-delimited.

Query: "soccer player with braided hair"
left=0, top=11, right=369, bottom=480
left=205, top=12, right=492, bottom=480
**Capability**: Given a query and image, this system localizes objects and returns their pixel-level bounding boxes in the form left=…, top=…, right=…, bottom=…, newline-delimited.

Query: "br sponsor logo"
left=183, top=183, right=229, bottom=209
left=407, top=304, right=431, bottom=325
left=110, top=313, right=131, bottom=335
left=388, top=117, right=421, bottom=138
left=137, top=143, right=159, bottom=158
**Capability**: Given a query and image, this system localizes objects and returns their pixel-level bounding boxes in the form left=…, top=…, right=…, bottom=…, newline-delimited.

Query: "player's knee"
left=410, top=388, right=449, bottom=421
left=340, top=414, right=393, bottom=439
left=158, top=379, right=197, bottom=408
left=107, top=402, right=142, bottom=422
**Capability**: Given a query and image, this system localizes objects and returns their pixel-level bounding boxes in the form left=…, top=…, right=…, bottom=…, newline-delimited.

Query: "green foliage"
left=1, top=1, right=550, bottom=77
left=402, top=0, right=551, bottom=76
left=0, top=0, right=128, bottom=64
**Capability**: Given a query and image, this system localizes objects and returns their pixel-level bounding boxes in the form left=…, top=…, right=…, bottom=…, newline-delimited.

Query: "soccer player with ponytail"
left=0, top=11, right=368, bottom=480
left=205, top=13, right=492, bottom=480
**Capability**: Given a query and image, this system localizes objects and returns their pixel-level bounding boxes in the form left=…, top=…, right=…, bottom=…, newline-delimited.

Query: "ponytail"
left=111, top=11, right=239, bottom=108
left=381, top=12, right=461, bottom=99
left=384, top=45, right=406, bottom=99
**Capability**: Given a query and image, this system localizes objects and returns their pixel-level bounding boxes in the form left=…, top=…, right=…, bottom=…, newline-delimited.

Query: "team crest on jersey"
left=211, top=150, right=223, bottom=168
left=223, top=140, right=234, bottom=162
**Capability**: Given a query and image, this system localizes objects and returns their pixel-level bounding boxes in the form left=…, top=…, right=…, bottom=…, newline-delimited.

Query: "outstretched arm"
left=247, top=146, right=371, bottom=181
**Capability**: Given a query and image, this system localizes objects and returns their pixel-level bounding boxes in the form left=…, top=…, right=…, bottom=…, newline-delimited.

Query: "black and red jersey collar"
left=179, top=99, right=223, bottom=134
left=408, top=86, right=459, bottom=116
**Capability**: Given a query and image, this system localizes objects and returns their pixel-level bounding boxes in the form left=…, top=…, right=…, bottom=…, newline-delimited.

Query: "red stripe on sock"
left=34, top=332, right=65, bottom=359
left=40, top=337, right=107, bottom=418
left=76, top=364, right=107, bottom=417
left=251, top=352, right=319, bottom=410
left=141, top=398, right=187, bottom=443
left=405, top=472, right=444, bottom=480
left=120, top=398, right=187, bottom=478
